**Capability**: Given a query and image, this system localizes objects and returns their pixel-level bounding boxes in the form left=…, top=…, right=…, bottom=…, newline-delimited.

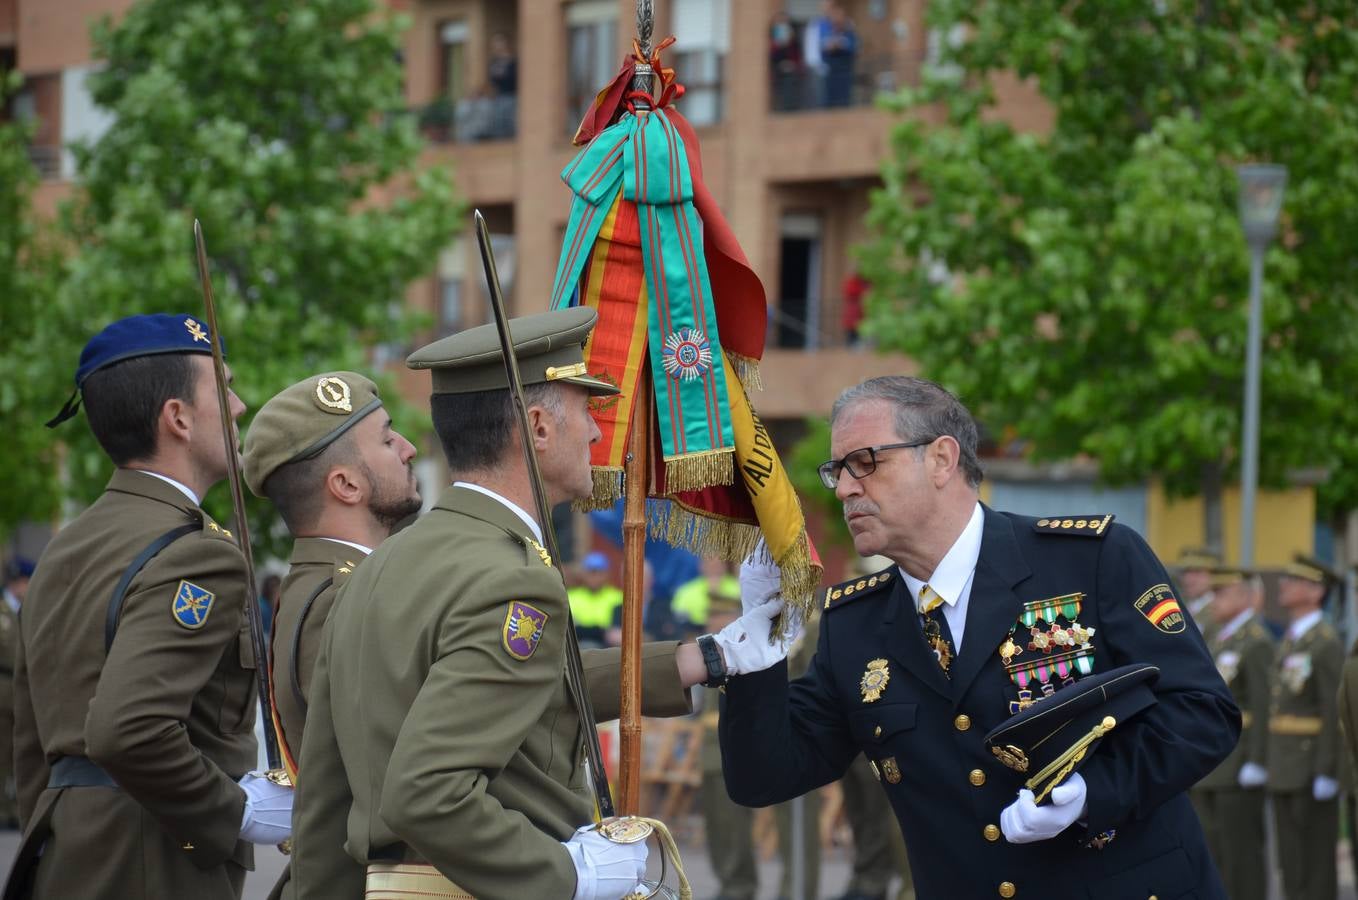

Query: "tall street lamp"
left=1236, top=163, right=1287, bottom=567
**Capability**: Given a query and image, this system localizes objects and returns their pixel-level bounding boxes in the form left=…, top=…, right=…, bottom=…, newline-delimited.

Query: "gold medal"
left=860, top=658, right=890, bottom=703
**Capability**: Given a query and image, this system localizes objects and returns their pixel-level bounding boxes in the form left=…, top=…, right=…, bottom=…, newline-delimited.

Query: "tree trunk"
left=1201, top=462, right=1224, bottom=559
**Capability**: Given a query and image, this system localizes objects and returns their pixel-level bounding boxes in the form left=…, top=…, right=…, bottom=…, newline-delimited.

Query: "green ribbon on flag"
left=552, top=109, right=735, bottom=487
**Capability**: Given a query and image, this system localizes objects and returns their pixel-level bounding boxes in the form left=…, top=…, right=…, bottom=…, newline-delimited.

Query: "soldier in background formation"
left=0, top=558, right=32, bottom=830
left=6, top=315, right=292, bottom=900
left=240, top=371, right=421, bottom=899
left=1267, top=556, right=1342, bottom=900
left=1191, top=567, right=1272, bottom=900
left=1175, top=548, right=1220, bottom=636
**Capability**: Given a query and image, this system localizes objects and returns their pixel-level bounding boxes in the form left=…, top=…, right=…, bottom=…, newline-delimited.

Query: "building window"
left=437, top=240, right=465, bottom=337
left=775, top=212, right=824, bottom=350
left=566, top=0, right=618, bottom=137
left=59, top=66, right=113, bottom=180
left=670, top=0, right=729, bottom=127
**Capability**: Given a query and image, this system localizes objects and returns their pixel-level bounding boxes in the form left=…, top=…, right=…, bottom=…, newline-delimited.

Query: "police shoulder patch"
left=172, top=580, right=216, bottom=630
left=1133, top=583, right=1184, bottom=634
left=502, top=601, right=549, bottom=660
left=1033, top=515, right=1115, bottom=537
left=824, top=566, right=896, bottom=612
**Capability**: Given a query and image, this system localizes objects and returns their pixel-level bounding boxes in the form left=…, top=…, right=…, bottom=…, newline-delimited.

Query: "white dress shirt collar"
left=1288, top=608, right=1323, bottom=642
left=899, top=502, right=985, bottom=611
left=322, top=538, right=373, bottom=556
left=454, top=481, right=543, bottom=544
left=1215, top=608, right=1254, bottom=644
left=135, top=469, right=200, bottom=506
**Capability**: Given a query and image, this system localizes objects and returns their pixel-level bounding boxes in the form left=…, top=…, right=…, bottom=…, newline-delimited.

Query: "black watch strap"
left=697, top=634, right=727, bottom=688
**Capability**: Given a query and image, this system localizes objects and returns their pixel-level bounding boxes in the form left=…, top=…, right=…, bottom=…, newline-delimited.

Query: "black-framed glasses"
left=817, top=439, right=936, bottom=490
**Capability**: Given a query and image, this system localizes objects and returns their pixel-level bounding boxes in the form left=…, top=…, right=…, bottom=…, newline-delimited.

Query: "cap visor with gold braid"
left=406, top=307, right=619, bottom=398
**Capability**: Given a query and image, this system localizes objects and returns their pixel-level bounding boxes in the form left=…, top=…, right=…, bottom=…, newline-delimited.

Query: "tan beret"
left=406, top=306, right=619, bottom=397
left=242, top=371, right=383, bottom=497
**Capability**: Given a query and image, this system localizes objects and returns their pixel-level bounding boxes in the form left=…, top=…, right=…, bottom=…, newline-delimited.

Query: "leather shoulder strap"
left=105, top=523, right=200, bottom=653
left=289, top=576, right=334, bottom=714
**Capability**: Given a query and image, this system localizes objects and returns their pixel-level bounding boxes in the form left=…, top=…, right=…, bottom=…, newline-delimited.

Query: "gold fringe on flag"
left=647, top=501, right=820, bottom=638
left=575, top=467, right=626, bottom=512
left=660, top=448, right=735, bottom=494
left=726, top=352, right=762, bottom=394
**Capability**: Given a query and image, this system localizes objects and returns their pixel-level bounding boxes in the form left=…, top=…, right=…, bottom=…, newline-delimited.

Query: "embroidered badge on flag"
left=172, top=580, right=215, bottom=630
left=1133, top=583, right=1185, bottom=634
left=502, top=601, right=549, bottom=661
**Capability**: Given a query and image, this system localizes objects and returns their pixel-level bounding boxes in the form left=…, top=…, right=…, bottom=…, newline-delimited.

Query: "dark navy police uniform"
left=720, top=508, right=1238, bottom=900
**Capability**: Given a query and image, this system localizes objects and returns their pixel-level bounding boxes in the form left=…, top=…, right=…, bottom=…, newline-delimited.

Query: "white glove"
left=1314, top=774, right=1340, bottom=802
left=1000, top=774, right=1088, bottom=844
left=563, top=824, right=647, bottom=900
left=709, top=599, right=802, bottom=676
left=1237, top=761, right=1268, bottom=789
left=737, top=539, right=782, bottom=613
left=238, top=771, right=294, bottom=844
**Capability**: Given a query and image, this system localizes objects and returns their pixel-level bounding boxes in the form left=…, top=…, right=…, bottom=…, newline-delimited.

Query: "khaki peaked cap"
left=242, top=371, right=383, bottom=496
left=406, top=306, right=620, bottom=397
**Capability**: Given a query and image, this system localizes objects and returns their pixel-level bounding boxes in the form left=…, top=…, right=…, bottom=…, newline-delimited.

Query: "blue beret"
left=9, top=558, right=35, bottom=579
left=47, top=313, right=225, bottom=427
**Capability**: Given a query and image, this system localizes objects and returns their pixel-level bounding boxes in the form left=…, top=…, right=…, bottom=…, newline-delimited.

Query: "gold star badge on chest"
left=860, top=658, right=890, bottom=703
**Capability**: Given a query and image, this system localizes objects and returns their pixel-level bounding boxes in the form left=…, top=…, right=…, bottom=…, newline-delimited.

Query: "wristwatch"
left=696, top=634, right=727, bottom=688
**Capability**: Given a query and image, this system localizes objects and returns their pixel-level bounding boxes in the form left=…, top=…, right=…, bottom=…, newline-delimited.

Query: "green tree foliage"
left=0, top=72, right=66, bottom=537
left=861, top=1, right=1358, bottom=523
left=6, top=0, right=460, bottom=545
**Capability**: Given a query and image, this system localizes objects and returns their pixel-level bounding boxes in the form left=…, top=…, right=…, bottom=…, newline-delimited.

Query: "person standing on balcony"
left=486, top=32, right=518, bottom=140
left=769, top=12, right=804, bottom=112
left=821, top=3, right=859, bottom=108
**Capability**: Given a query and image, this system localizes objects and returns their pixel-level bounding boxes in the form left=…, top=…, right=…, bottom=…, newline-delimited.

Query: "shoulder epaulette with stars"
left=824, top=566, right=896, bottom=612
left=201, top=515, right=234, bottom=540
left=1032, top=514, right=1115, bottom=537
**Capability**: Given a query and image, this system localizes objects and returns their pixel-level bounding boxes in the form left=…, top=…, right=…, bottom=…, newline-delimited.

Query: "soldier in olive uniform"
left=1191, top=567, right=1272, bottom=900
left=1267, top=556, right=1343, bottom=900
left=290, top=308, right=802, bottom=900
left=1176, top=548, right=1221, bottom=638
left=701, top=592, right=821, bottom=900
left=0, top=558, right=31, bottom=829
left=5, top=315, right=293, bottom=900
left=241, top=371, right=422, bottom=899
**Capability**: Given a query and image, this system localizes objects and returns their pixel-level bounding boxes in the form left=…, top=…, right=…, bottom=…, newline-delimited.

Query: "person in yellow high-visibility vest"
left=567, top=551, right=624, bottom=648
left=672, top=556, right=741, bottom=631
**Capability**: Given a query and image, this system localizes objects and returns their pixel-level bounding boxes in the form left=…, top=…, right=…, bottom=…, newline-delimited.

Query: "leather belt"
left=365, top=862, right=475, bottom=899
left=48, top=756, right=118, bottom=789
left=1269, top=714, right=1323, bottom=736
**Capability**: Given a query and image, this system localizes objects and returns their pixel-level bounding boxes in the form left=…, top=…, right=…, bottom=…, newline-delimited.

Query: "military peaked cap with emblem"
left=1175, top=547, right=1222, bottom=572
left=983, top=663, right=1160, bottom=802
left=47, top=313, right=226, bottom=427
left=1032, top=514, right=1116, bottom=537
left=1279, top=554, right=1339, bottom=586
left=824, top=564, right=896, bottom=611
left=406, top=306, right=620, bottom=397
left=1207, top=565, right=1254, bottom=589
left=241, top=371, right=384, bottom=496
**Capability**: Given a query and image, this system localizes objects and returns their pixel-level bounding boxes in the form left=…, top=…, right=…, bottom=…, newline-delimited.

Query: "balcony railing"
left=418, top=95, right=517, bottom=144
left=26, top=144, right=59, bottom=179
left=770, top=52, right=901, bottom=113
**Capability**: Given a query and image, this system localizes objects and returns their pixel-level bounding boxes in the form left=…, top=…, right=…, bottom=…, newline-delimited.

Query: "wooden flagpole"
left=618, top=0, right=655, bottom=817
